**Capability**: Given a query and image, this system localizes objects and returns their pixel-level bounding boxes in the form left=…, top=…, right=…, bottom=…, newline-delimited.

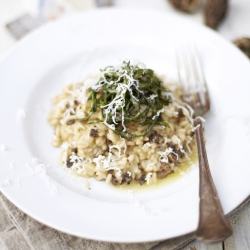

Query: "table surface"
left=1, top=0, right=250, bottom=249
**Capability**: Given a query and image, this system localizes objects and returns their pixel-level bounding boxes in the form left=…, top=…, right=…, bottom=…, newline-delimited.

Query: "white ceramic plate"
left=1, top=8, right=250, bottom=243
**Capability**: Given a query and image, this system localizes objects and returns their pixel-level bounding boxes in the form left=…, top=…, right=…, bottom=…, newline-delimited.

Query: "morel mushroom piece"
left=234, top=38, right=250, bottom=59
left=178, top=108, right=185, bottom=118
left=66, top=159, right=73, bottom=168
left=106, top=138, right=113, bottom=147
left=168, top=0, right=200, bottom=13
left=74, top=100, right=79, bottom=106
left=204, top=0, right=228, bottom=29
left=138, top=174, right=146, bottom=185
left=89, top=129, right=98, bottom=137
left=71, top=148, right=78, bottom=154
left=66, top=119, right=75, bottom=125
left=157, top=162, right=174, bottom=179
left=111, top=175, right=118, bottom=186
left=168, top=152, right=180, bottom=165
left=148, top=131, right=164, bottom=144
left=121, top=172, right=132, bottom=185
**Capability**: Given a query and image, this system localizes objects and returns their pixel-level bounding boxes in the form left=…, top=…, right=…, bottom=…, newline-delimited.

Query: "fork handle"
left=194, top=118, right=232, bottom=243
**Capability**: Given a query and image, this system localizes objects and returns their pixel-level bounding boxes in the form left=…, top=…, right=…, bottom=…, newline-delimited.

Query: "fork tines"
left=176, top=45, right=210, bottom=117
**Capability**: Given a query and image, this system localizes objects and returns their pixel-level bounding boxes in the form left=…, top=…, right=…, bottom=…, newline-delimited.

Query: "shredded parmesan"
left=186, top=136, right=193, bottom=153
left=145, top=172, right=153, bottom=185
left=164, top=110, right=179, bottom=116
left=17, top=109, right=26, bottom=121
left=31, top=157, right=41, bottom=163
left=76, top=110, right=84, bottom=118
left=35, top=164, right=58, bottom=195
left=162, top=137, right=168, bottom=146
left=172, top=100, right=194, bottom=125
left=60, top=107, right=75, bottom=124
left=152, top=108, right=164, bottom=120
left=92, top=143, right=124, bottom=175
left=196, top=116, right=206, bottom=122
left=127, top=171, right=131, bottom=176
left=16, top=163, right=34, bottom=187
left=145, top=163, right=154, bottom=172
left=192, top=124, right=201, bottom=132
left=158, top=147, right=178, bottom=163
left=148, top=94, right=158, bottom=100
left=68, top=153, right=88, bottom=174
left=48, top=63, right=197, bottom=187
left=142, top=142, right=152, bottom=149
left=0, top=144, right=7, bottom=151
left=10, top=160, right=29, bottom=170
left=172, top=135, right=190, bottom=160
left=0, top=179, right=11, bottom=187
left=91, top=64, right=145, bottom=132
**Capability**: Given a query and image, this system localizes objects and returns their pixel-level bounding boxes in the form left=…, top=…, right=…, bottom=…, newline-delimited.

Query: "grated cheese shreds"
left=17, top=171, right=34, bottom=187
left=77, top=62, right=172, bottom=139
left=17, top=109, right=26, bottom=120
left=158, top=147, right=179, bottom=163
left=152, top=108, right=165, bottom=120
left=0, top=179, right=11, bottom=187
left=34, top=164, right=58, bottom=195
left=0, top=144, right=7, bottom=151
left=48, top=62, right=197, bottom=186
left=145, top=172, right=153, bottom=185
left=90, top=64, right=145, bottom=133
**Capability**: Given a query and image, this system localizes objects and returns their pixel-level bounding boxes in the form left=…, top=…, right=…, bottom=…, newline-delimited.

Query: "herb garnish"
left=79, top=62, right=171, bottom=138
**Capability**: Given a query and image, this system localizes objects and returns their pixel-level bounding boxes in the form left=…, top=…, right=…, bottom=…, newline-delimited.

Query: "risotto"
left=48, top=62, right=196, bottom=186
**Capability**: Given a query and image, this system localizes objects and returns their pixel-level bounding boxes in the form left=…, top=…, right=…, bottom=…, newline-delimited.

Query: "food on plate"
left=48, top=62, right=197, bottom=186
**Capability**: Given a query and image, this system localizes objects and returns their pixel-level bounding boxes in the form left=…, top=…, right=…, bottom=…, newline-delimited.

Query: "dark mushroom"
left=121, top=172, right=132, bottom=185
left=157, top=167, right=174, bottom=179
left=138, top=174, right=146, bottom=185
left=148, top=131, right=164, bottom=144
left=89, top=129, right=98, bottom=137
left=72, top=148, right=78, bottom=154
left=168, top=153, right=179, bottom=165
left=111, top=175, right=118, bottom=186
left=166, top=142, right=180, bottom=164
left=234, top=38, right=250, bottom=59
left=66, top=159, right=73, bottom=168
left=178, top=108, right=185, bottom=118
left=161, top=162, right=170, bottom=169
left=106, top=138, right=113, bottom=147
left=179, top=150, right=185, bottom=158
left=204, top=0, right=228, bottom=29
left=74, top=100, right=79, bottom=106
left=167, top=142, right=177, bottom=153
left=66, top=119, right=75, bottom=125
left=190, top=131, right=195, bottom=137
left=168, top=0, right=200, bottom=13
left=157, top=162, right=174, bottom=179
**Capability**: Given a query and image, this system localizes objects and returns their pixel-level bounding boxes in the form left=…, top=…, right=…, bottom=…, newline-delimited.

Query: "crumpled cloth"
left=0, top=192, right=249, bottom=250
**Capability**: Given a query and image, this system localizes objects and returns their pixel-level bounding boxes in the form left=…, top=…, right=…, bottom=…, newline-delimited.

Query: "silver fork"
left=176, top=46, right=232, bottom=242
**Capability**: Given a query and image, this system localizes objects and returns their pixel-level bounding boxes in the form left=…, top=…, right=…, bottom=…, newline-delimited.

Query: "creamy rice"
left=48, top=69, right=196, bottom=186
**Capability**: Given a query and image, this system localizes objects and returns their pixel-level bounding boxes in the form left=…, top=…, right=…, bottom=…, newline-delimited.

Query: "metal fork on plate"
left=176, top=46, right=232, bottom=242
